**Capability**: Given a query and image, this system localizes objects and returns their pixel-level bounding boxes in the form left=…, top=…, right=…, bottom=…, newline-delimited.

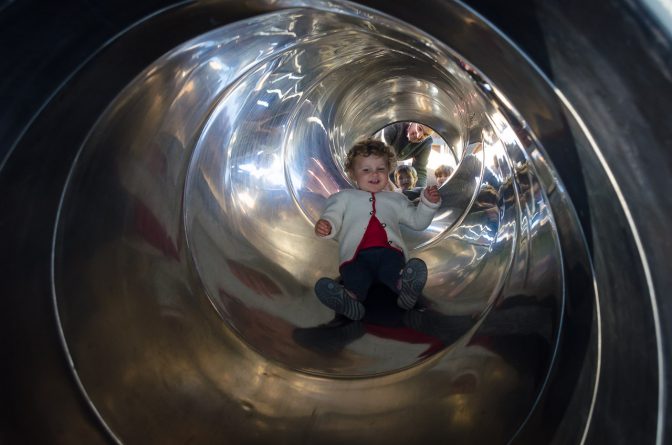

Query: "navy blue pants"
left=339, top=247, right=405, bottom=301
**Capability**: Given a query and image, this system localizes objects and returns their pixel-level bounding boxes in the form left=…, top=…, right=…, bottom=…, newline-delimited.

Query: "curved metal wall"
left=1, top=1, right=670, bottom=444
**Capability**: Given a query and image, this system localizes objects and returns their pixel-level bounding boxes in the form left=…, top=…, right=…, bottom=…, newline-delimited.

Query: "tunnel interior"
left=50, top=4, right=572, bottom=442
left=2, top=0, right=670, bottom=444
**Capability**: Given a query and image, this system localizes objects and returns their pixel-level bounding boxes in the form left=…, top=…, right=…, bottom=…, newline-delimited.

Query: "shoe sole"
left=315, top=278, right=365, bottom=321
left=398, top=258, right=427, bottom=310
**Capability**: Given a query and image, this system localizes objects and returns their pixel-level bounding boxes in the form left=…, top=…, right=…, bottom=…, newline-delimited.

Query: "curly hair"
left=344, top=138, right=397, bottom=173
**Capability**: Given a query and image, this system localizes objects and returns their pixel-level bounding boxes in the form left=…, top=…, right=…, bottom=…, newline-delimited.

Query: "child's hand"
left=424, top=185, right=440, bottom=203
left=315, top=219, right=332, bottom=237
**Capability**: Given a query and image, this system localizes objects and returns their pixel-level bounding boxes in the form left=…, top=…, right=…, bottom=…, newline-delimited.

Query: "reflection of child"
left=314, top=139, right=441, bottom=320
left=434, top=164, right=454, bottom=187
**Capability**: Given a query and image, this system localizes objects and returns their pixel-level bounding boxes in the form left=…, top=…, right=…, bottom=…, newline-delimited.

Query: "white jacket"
left=320, top=189, right=440, bottom=264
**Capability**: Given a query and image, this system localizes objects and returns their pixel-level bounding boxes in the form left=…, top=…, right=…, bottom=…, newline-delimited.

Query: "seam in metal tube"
left=51, top=121, right=124, bottom=445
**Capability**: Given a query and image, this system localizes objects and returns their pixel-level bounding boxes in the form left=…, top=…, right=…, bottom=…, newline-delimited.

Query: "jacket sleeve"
left=319, top=192, right=347, bottom=239
left=411, top=138, right=432, bottom=186
left=383, top=123, right=402, bottom=148
left=398, top=189, right=441, bottom=230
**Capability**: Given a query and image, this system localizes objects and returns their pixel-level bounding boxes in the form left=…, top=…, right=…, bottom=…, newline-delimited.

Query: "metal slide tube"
left=1, top=1, right=669, bottom=444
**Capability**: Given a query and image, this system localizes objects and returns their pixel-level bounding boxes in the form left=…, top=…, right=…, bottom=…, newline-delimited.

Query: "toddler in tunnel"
left=314, top=138, right=441, bottom=320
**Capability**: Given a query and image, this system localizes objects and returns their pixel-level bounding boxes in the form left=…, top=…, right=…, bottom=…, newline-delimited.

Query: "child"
left=395, top=164, right=423, bottom=203
left=394, top=164, right=418, bottom=191
left=314, top=138, right=441, bottom=320
left=434, top=164, right=454, bottom=187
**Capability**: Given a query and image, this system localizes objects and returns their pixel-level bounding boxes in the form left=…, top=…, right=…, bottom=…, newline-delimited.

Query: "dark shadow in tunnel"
left=458, top=0, right=554, bottom=77
left=0, top=0, right=183, bottom=162
left=294, top=282, right=555, bottom=384
left=293, top=284, right=451, bottom=361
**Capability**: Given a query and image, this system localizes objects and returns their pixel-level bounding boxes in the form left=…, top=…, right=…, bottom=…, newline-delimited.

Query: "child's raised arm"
left=399, top=186, right=441, bottom=230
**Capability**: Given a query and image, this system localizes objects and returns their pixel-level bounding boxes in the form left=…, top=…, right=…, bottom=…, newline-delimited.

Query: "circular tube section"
left=52, top=4, right=566, bottom=443
left=2, top=0, right=669, bottom=444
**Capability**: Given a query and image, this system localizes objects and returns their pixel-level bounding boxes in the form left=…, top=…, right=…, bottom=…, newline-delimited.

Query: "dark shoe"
left=397, top=258, right=427, bottom=310
left=315, top=278, right=365, bottom=321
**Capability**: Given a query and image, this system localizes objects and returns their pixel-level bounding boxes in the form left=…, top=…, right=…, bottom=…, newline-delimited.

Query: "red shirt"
left=340, top=193, right=401, bottom=269
left=358, top=193, right=389, bottom=250
left=358, top=213, right=389, bottom=250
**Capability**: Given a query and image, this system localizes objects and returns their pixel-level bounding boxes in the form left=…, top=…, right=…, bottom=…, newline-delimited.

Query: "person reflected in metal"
left=382, top=122, right=434, bottom=186
left=313, top=138, right=441, bottom=321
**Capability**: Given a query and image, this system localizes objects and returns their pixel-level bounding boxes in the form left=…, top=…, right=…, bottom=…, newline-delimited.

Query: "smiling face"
left=396, top=171, right=414, bottom=190
left=350, top=154, right=390, bottom=193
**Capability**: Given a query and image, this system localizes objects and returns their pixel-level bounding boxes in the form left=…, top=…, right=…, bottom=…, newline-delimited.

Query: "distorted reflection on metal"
left=50, top=1, right=572, bottom=443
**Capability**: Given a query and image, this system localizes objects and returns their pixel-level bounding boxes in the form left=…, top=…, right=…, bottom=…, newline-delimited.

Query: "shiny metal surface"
left=2, top=0, right=670, bottom=444
left=51, top=4, right=563, bottom=442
